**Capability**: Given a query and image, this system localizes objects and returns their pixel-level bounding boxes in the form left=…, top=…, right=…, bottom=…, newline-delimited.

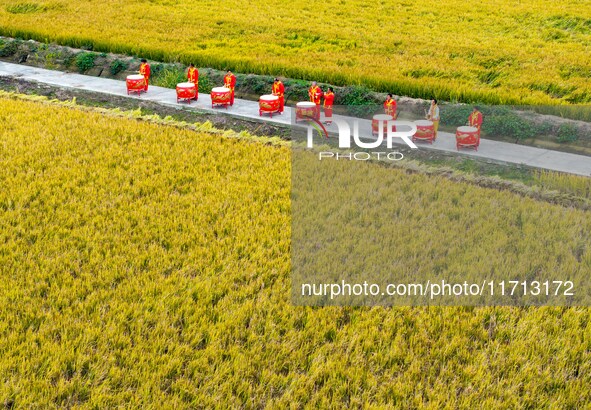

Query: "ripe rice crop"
left=0, top=0, right=590, bottom=104
left=1, top=95, right=591, bottom=406
left=534, top=170, right=591, bottom=199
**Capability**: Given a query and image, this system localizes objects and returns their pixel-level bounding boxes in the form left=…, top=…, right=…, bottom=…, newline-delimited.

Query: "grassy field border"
left=2, top=89, right=589, bottom=212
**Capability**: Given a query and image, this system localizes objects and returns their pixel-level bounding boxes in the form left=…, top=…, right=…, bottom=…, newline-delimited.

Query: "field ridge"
left=3, top=89, right=590, bottom=210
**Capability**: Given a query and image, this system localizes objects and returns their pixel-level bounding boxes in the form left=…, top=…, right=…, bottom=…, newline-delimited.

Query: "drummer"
left=426, top=99, right=440, bottom=140
left=139, top=59, right=151, bottom=92
left=224, top=70, right=237, bottom=105
left=272, top=78, right=285, bottom=113
left=384, top=94, right=397, bottom=119
left=323, top=87, right=335, bottom=125
left=187, top=63, right=199, bottom=91
left=308, top=81, right=323, bottom=118
left=469, top=106, right=483, bottom=132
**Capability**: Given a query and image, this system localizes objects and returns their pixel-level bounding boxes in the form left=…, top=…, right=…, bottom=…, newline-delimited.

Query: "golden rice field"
left=1, top=95, right=591, bottom=407
left=1, top=0, right=591, bottom=104
left=291, top=151, right=591, bottom=306
left=534, top=169, right=591, bottom=200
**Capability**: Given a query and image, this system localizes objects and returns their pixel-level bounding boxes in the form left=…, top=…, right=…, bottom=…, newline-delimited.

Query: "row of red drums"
left=126, top=75, right=230, bottom=108
left=177, top=84, right=232, bottom=108
left=370, top=114, right=480, bottom=150
left=370, top=115, right=432, bottom=141
left=126, top=75, right=481, bottom=151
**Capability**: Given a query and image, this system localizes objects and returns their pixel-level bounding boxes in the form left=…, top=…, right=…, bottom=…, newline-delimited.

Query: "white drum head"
left=260, top=94, right=278, bottom=101
left=373, top=114, right=393, bottom=121
left=212, top=87, right=230, bottom=92
left=177, top=82, right=195, bottom=88
left=127, top=74, right=144, bottom=80
left=415, top=120, right=433, bottom=126
left=297, top=102, right=316, bottom=108
left=457, top=126, right=478, bottom=132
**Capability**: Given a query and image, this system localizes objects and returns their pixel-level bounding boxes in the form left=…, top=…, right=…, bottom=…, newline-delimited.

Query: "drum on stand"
left=176, top=82, right=197, bottom=104
left=211, top=87, right=231, bottom=108
left=126, top=74, right=145, bottom=96
left=259, top=94, right=280, bottom=117
left=413, top=120, right=435, bottom=144
left=295, top=101, right=318, bottom=122
left=455, top=125, right=480, bottom=151
left=372, top=114, right=393, bottom=136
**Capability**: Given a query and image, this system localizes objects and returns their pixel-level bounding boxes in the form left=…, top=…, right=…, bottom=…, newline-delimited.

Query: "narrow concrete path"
left=1, top=61, right=589, bottom=176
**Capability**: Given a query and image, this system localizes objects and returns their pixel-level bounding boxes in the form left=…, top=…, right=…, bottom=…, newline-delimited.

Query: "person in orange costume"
left=187, top=63, right=199, bottom=99
left=308, top=81, right=323, bottom=120
left=224, top=70, right=237, bottom=106
left=272, top=78, right=285, bottom=113
left=384, top=93, right=397, bottom=119
left=468, top=106, right=483, bottom=134
left=323, top=87, right=335, bottom=125
left=139, top=59, right=151, bottom=92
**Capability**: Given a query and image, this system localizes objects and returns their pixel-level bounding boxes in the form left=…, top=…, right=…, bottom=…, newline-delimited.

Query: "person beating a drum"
left=139, top=59, right=151, bottom=92
left=187, top=63, right=199, bottom=95
left=427, top=99, right=440, bottom=140
left=468, top=106, right=483, bottom=135
left=323, top=87, right=335, bottom=125
left=384, top=94, right=397, bottom=119
left=308, top=81, right=323, bottom=120
left=272, top=78, right=285, bottom=113
left=224, top=70, right=237, bottom=106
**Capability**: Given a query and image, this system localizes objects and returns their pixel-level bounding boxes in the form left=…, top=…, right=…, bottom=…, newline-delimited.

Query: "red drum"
left=211, top=87, right=231, bottom=108
left=126, top=74, right=145, bottom=95
left=259, top=94, right=280, bottom=117
left=176, top=82, right=197, bottom=104
left=296, top=102, right=318, bottom=122
left=456, top=125, right=480, bottom=150
left=413, top=120, right=435, bottom=144
left=372, top=114, right=393, bottom=136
